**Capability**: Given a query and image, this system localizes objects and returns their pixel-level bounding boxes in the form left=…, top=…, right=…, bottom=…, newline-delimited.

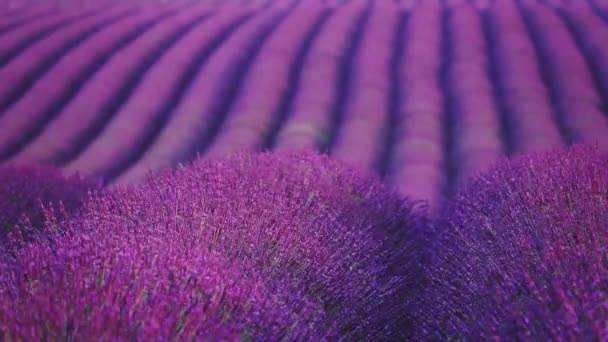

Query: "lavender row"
left=0, top=3, right=191, bottom=170
left=52, top=3, right=211, bottom=178
left=57, top=3, right=249, bottom=181
left=0, top=5, right=139, bottom=157
left=331, top=1, right=399, bottom=172
left=5, top=4, right=182, bottom=166
left=203, top=1, right=324, bottom=158
left=388, top=0, right=445, bottom=209
left=486, top=0, right=565, bottom=153
left=415, top=145, right=608, bottom=339
left=4, top=145, right=607, bottom=339
left=0, top=151, right=424, bottom=339
left=0, top=6, right=58, bottom=34
left=444, top=1, right=504, bottom=186
left=114, top=1, right=286, bottom=185
left=273, top=0, right=365, bottom=152
left=522, top=0, right=608, bottom=150
left=0, top=164, right=99, bottom=245
left=559, top=2, right=608, bottom=130
left=0, top=6, right=97, bottom=66
left=0, top=0, right=110, bottom=16
left=2, top=1, right=608, bottom=208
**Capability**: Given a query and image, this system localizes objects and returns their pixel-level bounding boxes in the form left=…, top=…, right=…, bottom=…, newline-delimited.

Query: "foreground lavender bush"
left=0, top=218, right=320, bottom=340
left=0, top=164, right=99, bottom=245
left=0, top=151, right=424, bottom=340
left=416, top=145, right=608, bottom=339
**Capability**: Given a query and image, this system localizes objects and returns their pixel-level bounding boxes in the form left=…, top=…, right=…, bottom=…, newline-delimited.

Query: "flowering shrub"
left=0, top=215, right=321, bottom=340
left=0, top=164, right=99, bottom=245
left=416, top=145, right=608, bottom=340
left=0, top=150, right=425, bottom=340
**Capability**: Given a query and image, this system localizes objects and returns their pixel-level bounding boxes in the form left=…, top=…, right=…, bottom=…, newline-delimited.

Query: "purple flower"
left=1, top=150, right=424, bottom=340
left=417, top=144, right=608, bottom=340
left=0, top=164, right=100, bottom=246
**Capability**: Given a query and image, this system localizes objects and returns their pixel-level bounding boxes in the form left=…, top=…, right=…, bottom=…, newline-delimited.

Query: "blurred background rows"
left=1, top=0, right=608, bottom=209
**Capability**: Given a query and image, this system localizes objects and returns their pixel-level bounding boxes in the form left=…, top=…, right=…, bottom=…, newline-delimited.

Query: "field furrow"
left=1, top=0, right=608, bottom=208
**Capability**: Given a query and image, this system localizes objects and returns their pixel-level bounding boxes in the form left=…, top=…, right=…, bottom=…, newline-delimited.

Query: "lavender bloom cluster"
left=0, top=164, right=100, bottom=246
left=0, top=150, right=425, bottom=340
left=416, top=145, right=608, bottom=340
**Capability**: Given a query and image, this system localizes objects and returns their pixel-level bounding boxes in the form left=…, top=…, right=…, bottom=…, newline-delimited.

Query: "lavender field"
left=1, top=0, right=607, bottom=208
left=1, top=0, right=608, bottom=340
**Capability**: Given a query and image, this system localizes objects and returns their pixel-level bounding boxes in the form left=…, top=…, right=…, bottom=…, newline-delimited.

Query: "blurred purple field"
left=1, top=0, right=607, bottom=209
left=2, top=0, right=608, bottom=340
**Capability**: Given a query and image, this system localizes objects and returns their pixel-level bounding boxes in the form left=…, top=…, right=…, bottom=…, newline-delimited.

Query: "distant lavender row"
left=332, top=1, right=398, bottom=172
left=273, top=0, right=364, bottom=152
left=390, top=0, right=445, bottom=209
left=444, top=1, right=504, bottom=187
left=2, top=0, right=608, bottom=208
left=204, top=1, right=324, bottom=158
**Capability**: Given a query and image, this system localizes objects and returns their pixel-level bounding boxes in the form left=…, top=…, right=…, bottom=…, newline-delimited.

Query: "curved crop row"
left=331, top=1, right=399, bottom=172
left=53, top=4, right=235, bottom=181
left=485, top=0, right=564, bottom=153
left=388, top=0, right=445, bottom=208
left=0, top=7, right=137, bottom=157
left=272, top=0, right=365, bottom=152
left=2, top=1, right=608, bottom=209
left=0, top=6, right=57, bottom=35
left=559, top=2, right=608, bottom=123
left=445, top=1, right=504, bottom=187
left=64, top=4, right=257, bottom=183
left=0, top=6, right=100, bottom=67
left=54, top=3, right=213, bottom=179
left=4, top=4, right=181, bottom=167
left=0, top=1, right=109, bottom=12
left=113, top=1, right=289, bottom=185
left=1, top=3, right=191, bottom=170
left=321, top=0, right=370, bottom=152
left=204, top=1, right=325, bottom=159
left=521, top=0, right=608, bottom=150
left=0, top=5, right=134, bottom=110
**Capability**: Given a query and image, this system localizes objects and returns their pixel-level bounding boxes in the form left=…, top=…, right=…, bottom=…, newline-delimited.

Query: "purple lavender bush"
left=0, top=214, right=321, bottom=340
left=0, top=150, right=425, bottom=340
left=0, top=164, right=99, bottom=245
left=415, top=144, right=608, bottom=340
